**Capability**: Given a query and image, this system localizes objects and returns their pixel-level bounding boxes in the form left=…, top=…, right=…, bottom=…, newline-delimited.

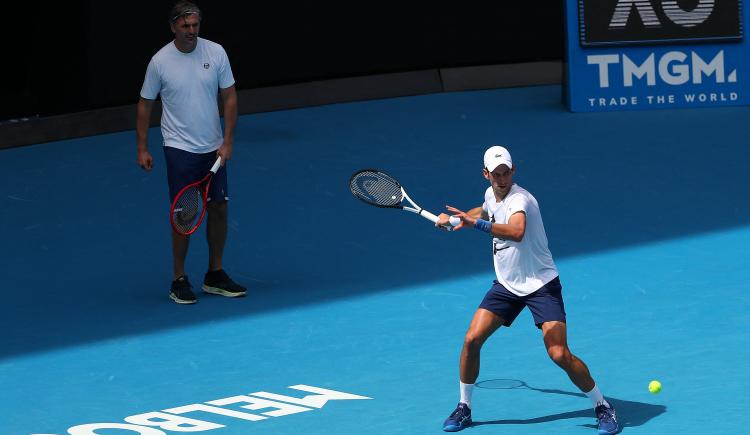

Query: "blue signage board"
left=564, top=0, right=749, bottom=111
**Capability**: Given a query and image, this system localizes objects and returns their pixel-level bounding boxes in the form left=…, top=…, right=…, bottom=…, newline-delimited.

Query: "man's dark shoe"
left=202, top=269, right=246, bottom=297
left=170, top=275, right=197, bottom=304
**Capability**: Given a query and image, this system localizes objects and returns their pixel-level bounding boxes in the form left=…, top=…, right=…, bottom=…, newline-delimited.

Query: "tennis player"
left=135, top=1, right=246, bottom=304
left=436, top=146, right=620, bottom=434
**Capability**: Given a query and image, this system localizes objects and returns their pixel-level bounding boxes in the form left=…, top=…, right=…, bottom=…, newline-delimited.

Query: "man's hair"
left=169, top=1, right=201, bottom=24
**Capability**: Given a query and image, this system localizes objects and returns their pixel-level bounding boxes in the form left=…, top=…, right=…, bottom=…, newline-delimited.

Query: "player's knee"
left=547, top=345, right=571, bottom=367
left=207, top=201, right=228, bottom=218
left=463, top=333, right=484, bottom=353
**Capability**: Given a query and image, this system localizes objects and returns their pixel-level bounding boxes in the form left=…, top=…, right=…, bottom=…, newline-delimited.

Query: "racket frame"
left=169, top=157, right=222, bottom=236
left=349, top=168, right=452, bottom=229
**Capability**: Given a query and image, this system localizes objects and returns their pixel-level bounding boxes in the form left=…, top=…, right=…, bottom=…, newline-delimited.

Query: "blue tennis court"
left=1, top=85, right=748, bottom=434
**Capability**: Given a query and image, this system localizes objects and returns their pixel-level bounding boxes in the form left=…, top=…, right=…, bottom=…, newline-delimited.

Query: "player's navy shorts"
left=478, top=276, right=566, bottom=328
left=164, top=146, right=228, bottom=203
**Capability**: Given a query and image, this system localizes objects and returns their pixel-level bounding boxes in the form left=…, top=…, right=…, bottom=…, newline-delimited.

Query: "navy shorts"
left=478, top=276, right=566, bottom=328
left=164, top=146, right=228, bottom=204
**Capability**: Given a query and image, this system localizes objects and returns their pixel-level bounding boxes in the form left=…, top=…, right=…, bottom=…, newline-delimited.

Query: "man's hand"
left=137, top=148, right=154, bottom=171
left=216, top=142, right=233, bottom=165
left=446, top=205, right=476, bottom=227
left=437, top=209, right=465, bottom=231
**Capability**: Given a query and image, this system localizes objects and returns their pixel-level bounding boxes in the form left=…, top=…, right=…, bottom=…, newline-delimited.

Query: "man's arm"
left=217, top=85, right=237, bottom=163
left=136, top=97, right=155, bottom=171
left=443, top=205, right=526, bottom=242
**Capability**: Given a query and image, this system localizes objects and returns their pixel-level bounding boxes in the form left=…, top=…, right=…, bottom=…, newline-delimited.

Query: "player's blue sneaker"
left=443, top=402, right=472, bottom=432
left=595, top=404, right=621, bottom=434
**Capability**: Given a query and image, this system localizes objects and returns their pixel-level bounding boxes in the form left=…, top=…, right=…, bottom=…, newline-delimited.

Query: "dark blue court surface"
left=1, top=85, right=748, bottom=434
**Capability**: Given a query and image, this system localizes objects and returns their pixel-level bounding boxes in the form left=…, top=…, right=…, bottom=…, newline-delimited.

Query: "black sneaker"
left=202, top=269, right=246, bottom=297
left=170, top=275, right=197, bottom=304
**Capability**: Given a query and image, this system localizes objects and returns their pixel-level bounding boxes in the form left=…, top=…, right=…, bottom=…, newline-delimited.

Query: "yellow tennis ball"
left=648, top=380, right=662, bottom=394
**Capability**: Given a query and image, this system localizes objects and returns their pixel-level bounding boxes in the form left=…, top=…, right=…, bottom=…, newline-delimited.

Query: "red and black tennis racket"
left=170, top=157, right=222, bottom=235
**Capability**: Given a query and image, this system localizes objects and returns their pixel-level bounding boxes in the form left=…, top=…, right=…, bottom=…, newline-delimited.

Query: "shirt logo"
left=203, top=63, right=210, bottom=69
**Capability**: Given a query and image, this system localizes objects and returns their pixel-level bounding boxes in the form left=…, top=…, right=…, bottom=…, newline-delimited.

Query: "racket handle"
left=421, top=210, right=460, bottom=230
left=210, top=157, right=222, bottom=174
left=420, top=210, right=440, bottom=223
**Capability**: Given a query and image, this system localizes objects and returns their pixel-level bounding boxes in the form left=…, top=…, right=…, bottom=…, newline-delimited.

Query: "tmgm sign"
left=564, top=0, right=749, bottom=111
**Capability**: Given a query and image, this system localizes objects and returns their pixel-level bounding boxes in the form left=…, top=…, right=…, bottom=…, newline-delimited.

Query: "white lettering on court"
left=43, top=384, right=372, bottom=435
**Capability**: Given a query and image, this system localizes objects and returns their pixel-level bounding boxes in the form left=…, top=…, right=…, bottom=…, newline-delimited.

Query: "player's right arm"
left=136, top=97, right=155, bottom=171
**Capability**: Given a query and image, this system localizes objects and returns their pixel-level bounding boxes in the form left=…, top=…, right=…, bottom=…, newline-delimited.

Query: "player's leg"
left=171, top=232, right=190, bottom=280
left=443, top=308, right=502, bottom=432
left=460, top=308, right=504, bottom=384
left=541, top=321, right=594, bottom=392
left=168, top=232, right=196, bottom=304
left=164, top=146, right=199, bottom=304
left=202, top=167, right=246, bottom=297
left=444, top=281, right=523, bottom=432
left=206, top=201, right=227, bottom=272
left=541, top=321, right=620, bottom=434
left=528, top=277, right=620, bottom=434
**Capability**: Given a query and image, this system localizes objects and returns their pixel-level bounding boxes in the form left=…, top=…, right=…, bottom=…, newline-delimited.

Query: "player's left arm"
left=447, top=206, right=525, bottom=241
left=217, top=85, right=237, bottom=164
left=490, top=211, right=526, bottom=242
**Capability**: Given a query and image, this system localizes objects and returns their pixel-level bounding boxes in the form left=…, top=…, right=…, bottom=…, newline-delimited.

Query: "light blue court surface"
left=1, top=85, right=748, bottom=434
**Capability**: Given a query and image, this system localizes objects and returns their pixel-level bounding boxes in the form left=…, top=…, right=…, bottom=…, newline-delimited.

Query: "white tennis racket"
left=349, top=169, right=460, bottom=229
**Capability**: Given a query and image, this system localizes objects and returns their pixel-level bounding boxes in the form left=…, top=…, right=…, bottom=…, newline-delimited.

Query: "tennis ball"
left=648, top=380, right=662, bottom=394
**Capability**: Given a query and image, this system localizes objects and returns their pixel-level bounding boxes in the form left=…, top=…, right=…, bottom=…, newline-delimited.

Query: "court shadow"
left=1, top=85, right=748, bottom=358
left=472, top=379, right=666, bottom=430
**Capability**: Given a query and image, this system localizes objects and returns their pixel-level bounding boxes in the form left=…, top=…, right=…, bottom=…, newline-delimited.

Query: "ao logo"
left=609, top=0, right=716, bottom=29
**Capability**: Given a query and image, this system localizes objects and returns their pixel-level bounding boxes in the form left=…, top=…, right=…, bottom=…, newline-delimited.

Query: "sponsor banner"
left=564, top=0, right=749, bottom=111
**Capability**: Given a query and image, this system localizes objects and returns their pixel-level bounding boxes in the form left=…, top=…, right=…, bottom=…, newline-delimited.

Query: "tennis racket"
left=170, top=156, right=222, bottom=236
left=349, top=169, right=460, bottom=230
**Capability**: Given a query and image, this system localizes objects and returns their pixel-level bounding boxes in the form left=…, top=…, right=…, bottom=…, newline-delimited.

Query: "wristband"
left=474, top=219, right=492, bottom=233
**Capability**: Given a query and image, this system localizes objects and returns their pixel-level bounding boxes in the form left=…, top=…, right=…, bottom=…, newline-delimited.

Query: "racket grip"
left=421, top=210, right=460, bottom=230
left=210, top=157, right=222, bottom=174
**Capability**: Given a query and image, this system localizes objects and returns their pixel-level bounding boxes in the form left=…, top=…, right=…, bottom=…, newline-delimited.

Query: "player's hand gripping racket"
left=170, top=157, right=222, bottom=236
left=349, top=169, right=460, bottom=230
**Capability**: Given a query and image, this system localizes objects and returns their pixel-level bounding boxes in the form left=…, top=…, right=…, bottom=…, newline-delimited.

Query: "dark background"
left=6, top=1, right=564, bottom=121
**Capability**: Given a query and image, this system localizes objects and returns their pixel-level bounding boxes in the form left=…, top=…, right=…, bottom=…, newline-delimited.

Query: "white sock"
left=585, top=384, right=610, bottom=408
left=460, top=381, right=474, bottom=409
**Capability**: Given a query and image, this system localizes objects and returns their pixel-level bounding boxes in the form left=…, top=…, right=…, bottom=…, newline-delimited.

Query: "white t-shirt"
left=483, top=184, right=558, bottom=296
left=140, top=38, right=235, bottom=153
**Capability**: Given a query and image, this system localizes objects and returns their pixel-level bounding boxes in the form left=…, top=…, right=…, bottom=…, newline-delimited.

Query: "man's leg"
left=541, top=321, right=595, bottom=392
left=461, top=308, right=505, bottom=384
left=169, top=231, right=195, bottom=304
left=206, top=201, right=227, bottom=272
left=171, top=232, right=190, bottom=280
left=202, top=201, right=246, bottom=297
left=541, top=321, right=620, bottom=434
left=444, top=308, right=504, bottom=432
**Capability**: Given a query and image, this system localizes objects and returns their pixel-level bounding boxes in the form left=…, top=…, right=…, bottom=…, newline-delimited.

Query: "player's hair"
left=169, top=1, right=202, bottom=24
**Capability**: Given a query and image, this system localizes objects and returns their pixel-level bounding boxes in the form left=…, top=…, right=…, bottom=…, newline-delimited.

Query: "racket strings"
left=349, top=171, right=403, bottom=207
left=172, top=186, right=203, bottom=233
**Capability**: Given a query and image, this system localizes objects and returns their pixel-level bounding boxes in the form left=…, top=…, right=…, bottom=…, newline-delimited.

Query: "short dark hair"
left=169, top=1, right=201, bottom=24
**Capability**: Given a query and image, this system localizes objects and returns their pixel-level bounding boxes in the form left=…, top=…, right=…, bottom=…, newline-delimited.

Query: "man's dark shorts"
left=164, top=146, right=228, bottom=203
left=478, top=276, right=566, bottom=328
